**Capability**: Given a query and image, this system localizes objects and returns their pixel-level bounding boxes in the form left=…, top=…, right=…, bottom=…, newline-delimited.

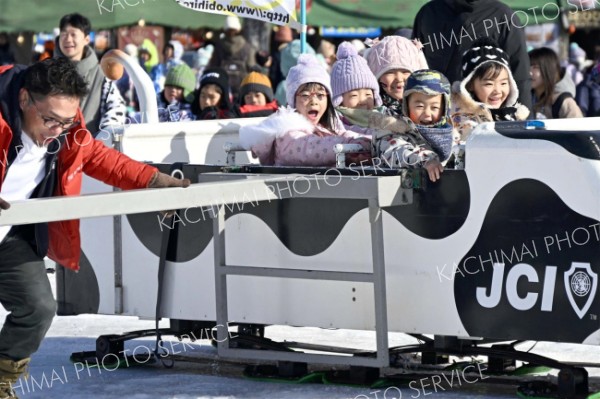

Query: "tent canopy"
left=0, top=0, right=564, bottom=32
left=0, top=0, right=227, bottom=32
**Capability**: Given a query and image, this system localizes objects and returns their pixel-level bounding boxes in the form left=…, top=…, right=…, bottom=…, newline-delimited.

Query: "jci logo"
left=476, top=262, right=597, bottom=319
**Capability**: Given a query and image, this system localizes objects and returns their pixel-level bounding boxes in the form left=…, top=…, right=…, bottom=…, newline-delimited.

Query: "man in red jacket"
left=0, top=57, right=188, bottom=398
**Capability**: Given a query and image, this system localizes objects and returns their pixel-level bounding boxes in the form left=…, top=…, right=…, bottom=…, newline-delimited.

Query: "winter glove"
left=147, top=172, right=191, bottom=218
left=147, top=172, right=191, bottom=189
left=0, top=196, right=9, bottom=210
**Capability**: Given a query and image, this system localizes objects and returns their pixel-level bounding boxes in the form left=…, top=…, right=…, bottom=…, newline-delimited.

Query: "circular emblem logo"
left=571, top=271, right=591, bottom=297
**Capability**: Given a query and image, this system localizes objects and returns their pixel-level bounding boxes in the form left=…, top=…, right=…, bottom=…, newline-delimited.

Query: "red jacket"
left=0, top=65, right=157, bottom=271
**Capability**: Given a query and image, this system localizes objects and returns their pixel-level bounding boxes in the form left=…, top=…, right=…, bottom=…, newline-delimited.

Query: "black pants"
left=0, top=235, right=56, bottom=361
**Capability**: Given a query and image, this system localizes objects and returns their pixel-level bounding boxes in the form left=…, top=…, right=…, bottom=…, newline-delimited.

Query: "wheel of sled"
left=96, top=334, right=125, bottom=359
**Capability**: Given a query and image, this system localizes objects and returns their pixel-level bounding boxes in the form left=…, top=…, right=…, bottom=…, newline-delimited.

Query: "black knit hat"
left=199, top=67, right=230, bottom=97
left=192, top=67, right=233, bottom=115
left=461, top=38, right=510, bottom=79
left=459, top=37, right=519, bottom=106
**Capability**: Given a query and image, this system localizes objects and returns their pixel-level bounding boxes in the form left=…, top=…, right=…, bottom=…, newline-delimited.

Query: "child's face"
left=164, top=85, right=184, bottom=104
left=471, top=67, right=510, bottom=109
left=295, top=86, right=328, bottom=125
left=341, top=89, right=375, bottom=110
left=199, top=84, right=222, bottom=110
left=244, top=91, right=267, bottom=106
left=408, top=92, right=443, bottom=126
left=379, top=69, right=411, bottom=100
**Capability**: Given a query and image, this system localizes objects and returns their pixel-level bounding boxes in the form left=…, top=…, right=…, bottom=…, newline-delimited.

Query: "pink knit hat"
left=286, top=53, right=332, bottom=107
left=365, top=36, right=429, bottom=79
left=331, top=41, right=382, bottom=107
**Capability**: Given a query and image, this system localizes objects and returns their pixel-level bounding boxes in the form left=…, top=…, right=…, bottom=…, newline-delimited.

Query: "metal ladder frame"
left=212, top=174, right=413, bottom=368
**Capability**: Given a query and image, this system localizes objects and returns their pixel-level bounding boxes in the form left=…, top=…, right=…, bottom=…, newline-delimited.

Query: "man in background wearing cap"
left=208, top=15, right=256, bottom=99
left=237, top=71, right=278, bottom=117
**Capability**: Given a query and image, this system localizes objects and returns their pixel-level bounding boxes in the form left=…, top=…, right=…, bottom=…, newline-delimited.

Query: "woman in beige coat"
left=529, top=47, right=583, bottom=119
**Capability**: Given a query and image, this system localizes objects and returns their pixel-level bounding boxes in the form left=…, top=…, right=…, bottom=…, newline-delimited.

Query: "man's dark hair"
left=59, top=13, right=91, bottom=36
left=23, top=57, right=89, bottom=99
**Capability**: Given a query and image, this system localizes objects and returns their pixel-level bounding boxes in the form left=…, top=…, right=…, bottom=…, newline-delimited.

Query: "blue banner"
left=319, top=26, right=382, bottom=38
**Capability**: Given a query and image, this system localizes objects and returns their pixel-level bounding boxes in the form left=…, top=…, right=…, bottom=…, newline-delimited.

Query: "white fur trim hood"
left=456, top=61, right=519, bottom=109
left=239, top=106, right=316, bottom=151
left=451, top=81, right=529, bottom=121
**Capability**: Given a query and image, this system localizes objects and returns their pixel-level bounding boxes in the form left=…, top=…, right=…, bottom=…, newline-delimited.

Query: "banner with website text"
left=174, top=0, right=302, bottom=28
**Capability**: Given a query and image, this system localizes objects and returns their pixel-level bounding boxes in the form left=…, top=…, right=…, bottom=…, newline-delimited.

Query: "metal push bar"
left=0, top=172, right=413, bottom=368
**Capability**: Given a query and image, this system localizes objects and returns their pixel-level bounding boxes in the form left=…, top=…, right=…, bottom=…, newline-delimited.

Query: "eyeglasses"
left=28, top=91, right=78, bottom=130
left=295, top=91, right=327, bottom=103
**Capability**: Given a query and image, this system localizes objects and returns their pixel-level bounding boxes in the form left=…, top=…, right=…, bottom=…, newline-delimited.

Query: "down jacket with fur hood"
left=451, top=81, right=529, bottom=141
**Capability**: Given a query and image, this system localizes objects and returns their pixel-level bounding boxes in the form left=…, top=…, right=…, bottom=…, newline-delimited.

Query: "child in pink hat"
left=240, top=54, right=370, bottom=166
left=365, top=35, right=429, bottom=117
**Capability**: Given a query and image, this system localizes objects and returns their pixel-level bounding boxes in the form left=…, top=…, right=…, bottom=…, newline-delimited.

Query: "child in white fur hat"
left=240, top=54, right=370, bottom=166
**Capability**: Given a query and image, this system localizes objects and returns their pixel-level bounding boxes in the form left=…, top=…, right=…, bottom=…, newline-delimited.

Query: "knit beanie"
left=165, top=63, right=196, bottom=100
left=331, top=41, right=382, bottom=107
left=364, top=36, right=428, bottom=79
left=402, top=69, right=451, bottom=124
left=459, top=37, right=518, bottom=106
left=224, top=15, right=242, bottom=31
left=285, top=53, right=332, bottom=108
left=240, top=72, right=274, bottom=104
left=402, top=69, right=453, bottom=160
left=199, top=67, right=230, bottom=96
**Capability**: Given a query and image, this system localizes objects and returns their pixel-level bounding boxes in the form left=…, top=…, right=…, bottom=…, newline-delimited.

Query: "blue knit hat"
left=403, top=69, right=453, bottom=160
left=402, top=69, right=451, bottom=125
left=286, top=53, right=332, bottom=108
left=331, top=41, right=382, bottom=107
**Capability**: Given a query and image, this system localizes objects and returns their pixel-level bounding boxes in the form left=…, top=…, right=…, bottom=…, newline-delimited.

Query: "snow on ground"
left=1, top=275, right=599, bottom=398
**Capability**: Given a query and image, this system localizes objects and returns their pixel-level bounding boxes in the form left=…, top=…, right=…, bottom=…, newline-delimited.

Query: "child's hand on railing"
left=424, top=159, right=444, bottom=182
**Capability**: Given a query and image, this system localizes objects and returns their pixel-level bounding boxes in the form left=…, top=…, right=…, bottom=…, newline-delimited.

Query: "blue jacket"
left=576, top=75, right=600, bottom=117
